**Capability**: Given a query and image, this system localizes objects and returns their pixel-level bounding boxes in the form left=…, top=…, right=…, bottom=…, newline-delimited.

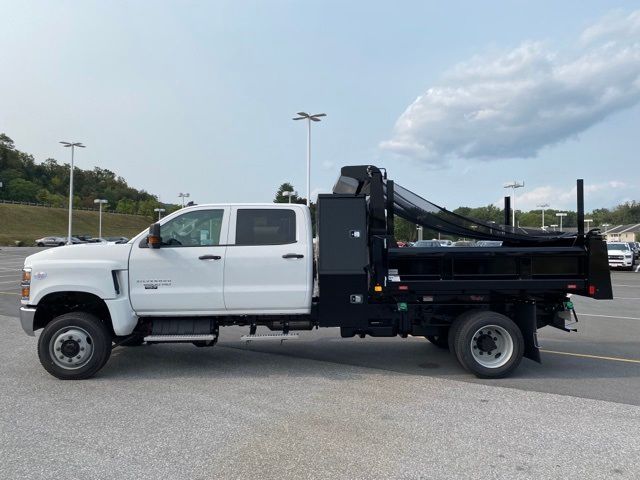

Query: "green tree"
left=116, top=198, right=136, bottom=214
left=7, top=178, right=39, bottom=201
left=274, top=182, right=303, bottom=203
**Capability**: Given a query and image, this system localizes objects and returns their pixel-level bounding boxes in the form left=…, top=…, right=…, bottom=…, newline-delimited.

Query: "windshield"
left=607, top=243, right=629, bottom=251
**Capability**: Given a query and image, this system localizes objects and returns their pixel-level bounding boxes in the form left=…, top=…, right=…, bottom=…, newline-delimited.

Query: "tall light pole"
left=293, top=112, right=326, bottom=206
left=556, top=212, right=567, bottom=232
left=503, top=181, right=525, bottom=227
left=537, top=203, right=549, bottom=230
left=585, top=218, right=593, bottom=232
left=178, top=192, right=190, bottom=208
left=154, top=207, right=166, bottom=220
left=282, top=191, right=296, bottom=204
left=60, top=141, right=86, bottom=245
left=93, top=199, right=108, bottom=238
left=602, top=223, right=610, bottom=241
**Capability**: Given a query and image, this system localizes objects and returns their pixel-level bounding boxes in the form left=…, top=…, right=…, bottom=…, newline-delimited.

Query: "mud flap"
left=514, top=302, right=541, bottom=363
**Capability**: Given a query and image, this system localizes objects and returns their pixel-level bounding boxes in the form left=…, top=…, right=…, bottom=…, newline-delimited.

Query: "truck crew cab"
left=19, top=166, right=612, bottom=380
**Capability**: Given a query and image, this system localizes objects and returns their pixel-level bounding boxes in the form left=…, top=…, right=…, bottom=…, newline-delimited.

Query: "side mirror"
left=147, top=223, right=161, bottom=249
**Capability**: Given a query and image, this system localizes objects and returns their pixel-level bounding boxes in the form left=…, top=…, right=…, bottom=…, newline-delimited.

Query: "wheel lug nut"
left=59, top=356, right=64, bottom=359
left=76, top=355, right=82, bottom=359
left=56, top=347, right=61, bottom=351
left=80, top=347, right=85, bottom=351
left=493, top=337, right=497, bottom=341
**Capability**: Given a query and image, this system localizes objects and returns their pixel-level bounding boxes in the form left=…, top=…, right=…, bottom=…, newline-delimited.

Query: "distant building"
left=603, top=224, right=640, bottom=242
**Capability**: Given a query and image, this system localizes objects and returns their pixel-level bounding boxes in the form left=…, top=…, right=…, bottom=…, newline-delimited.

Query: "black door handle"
left=282, top=253, right=304, bottom=259
left=199, top=255, right=222, bottom=260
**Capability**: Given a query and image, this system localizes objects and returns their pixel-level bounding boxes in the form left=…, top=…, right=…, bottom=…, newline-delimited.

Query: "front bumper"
left=19, top=306, right=37, bottom=336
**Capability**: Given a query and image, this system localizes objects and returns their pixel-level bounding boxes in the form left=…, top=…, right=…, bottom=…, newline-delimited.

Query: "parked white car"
left=606, top=242, right=635, bottom=270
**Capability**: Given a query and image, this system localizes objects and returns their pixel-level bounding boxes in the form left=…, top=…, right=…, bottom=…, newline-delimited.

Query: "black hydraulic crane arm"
left=332, top=165, right=591, bottom=247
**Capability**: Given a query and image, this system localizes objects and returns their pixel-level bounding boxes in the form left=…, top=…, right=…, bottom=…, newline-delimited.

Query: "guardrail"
left=0, top=199, right=145, bottom=217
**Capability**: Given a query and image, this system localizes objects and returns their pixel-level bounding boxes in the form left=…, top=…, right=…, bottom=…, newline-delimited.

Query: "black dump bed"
left=327, top=165, right=613, bottom=300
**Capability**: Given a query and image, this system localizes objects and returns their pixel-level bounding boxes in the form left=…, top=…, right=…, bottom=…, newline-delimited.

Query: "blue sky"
left=1, top=1, right=639, bottom=212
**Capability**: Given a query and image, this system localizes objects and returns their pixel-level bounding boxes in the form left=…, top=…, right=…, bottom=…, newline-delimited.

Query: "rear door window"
left=235, top=209, right=296, bottom=245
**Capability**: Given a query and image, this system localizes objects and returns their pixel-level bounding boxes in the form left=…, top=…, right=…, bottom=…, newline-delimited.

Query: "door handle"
left=282, top=253, right=304, bottom=259
left=199, top=255, right=222, bottom=260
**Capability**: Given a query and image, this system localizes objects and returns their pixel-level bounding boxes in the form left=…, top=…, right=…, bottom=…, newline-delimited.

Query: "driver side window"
left=160, top=209, right=224, bottom=247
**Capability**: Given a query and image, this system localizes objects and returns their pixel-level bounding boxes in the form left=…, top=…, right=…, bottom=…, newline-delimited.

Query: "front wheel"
left=37, top=312, right=112, bottom=380
left=452, top=311, right=524, bottom=378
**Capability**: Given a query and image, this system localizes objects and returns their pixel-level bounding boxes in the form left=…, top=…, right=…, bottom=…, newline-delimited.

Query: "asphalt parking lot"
left=1, top=247, right=639, bottom=479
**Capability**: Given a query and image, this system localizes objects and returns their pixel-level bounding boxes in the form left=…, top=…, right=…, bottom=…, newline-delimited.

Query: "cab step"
left=143, top=334, right=216, bottom=342
left=241, top=332, right=299, bottom=343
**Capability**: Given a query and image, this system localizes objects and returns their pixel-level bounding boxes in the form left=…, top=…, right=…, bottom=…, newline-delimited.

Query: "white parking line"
left=0, top=274, right=20, bottom=278
left=613, top=284, right=640, bottom=287
left=0, top=280, right=18, bottom=285
left=580, top=313, right=640, bottom=321
left=541, top=349, right=640, bottom=364
left=613, top=297, right=640, bottom=300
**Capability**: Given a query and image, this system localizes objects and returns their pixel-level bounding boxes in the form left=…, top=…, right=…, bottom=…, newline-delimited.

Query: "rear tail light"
left=588, top=285, right=597, bottom=296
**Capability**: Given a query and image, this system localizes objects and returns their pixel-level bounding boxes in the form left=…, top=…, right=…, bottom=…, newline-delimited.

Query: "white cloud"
left=496, top=180, right=630, bottom=210
left=381, top=10, right=640, bottom=166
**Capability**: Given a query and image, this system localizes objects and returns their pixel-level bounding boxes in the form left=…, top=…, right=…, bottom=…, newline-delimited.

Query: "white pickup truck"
left=21, top=204, right=313, bottom=379
left=19, top=165, right=613, bottom=380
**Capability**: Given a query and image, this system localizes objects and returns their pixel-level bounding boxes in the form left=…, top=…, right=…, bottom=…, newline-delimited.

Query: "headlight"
left=21, top=268, right=31, bottom=301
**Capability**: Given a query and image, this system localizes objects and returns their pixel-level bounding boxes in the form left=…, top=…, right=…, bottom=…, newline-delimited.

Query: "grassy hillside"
left=0, top=203, right=152, bottom=245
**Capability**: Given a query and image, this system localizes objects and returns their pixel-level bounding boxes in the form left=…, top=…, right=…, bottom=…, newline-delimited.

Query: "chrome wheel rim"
left=49, top=327, right=94, bottom=370
left=470, top=324, right=513, bottom=368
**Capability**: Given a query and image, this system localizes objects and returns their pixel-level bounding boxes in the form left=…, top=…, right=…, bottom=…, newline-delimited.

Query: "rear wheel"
left=37, top=312, right=112, bottom=380
left=37, top=242, right=44, bottom=247
left=452, top=311, right=524, bottom=378
left=58, top=242, right=65, bottom=246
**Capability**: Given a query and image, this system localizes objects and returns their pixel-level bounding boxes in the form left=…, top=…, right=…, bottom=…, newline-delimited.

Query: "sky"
left=1, top=1, right=639, bottom=212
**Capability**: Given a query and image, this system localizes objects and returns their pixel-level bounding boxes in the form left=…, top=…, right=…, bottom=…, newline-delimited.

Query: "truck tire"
left=448, top=309, right=483, bottom=353
left=452, top=311, right=524, bottom=379
left=37, top=312, right=112, bottom=380
left=425, top=332, right=449, bottom=349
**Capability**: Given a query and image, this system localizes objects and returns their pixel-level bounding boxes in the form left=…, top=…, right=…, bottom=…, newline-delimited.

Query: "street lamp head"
left=60, top=141, right=85, bottom=148
left=537, top=203, right=549, bottom=208
left=93, top=199, right=108, bottom=204
left=293, top=112, right=326, bottom=121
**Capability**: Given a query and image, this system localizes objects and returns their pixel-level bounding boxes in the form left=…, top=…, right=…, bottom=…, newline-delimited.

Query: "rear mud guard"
left=514, top=302, right=541, bottom=363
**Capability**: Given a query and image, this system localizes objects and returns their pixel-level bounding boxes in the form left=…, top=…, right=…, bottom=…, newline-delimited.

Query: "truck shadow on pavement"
left=100, top=335, right=639, bottom=384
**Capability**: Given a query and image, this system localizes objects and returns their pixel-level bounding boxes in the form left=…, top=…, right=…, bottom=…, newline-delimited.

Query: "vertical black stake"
left=504, top=196, right=512, bottom=227
left=386, top=180, right=395, bottom=237
left=577, top=179, right=584, bottom=236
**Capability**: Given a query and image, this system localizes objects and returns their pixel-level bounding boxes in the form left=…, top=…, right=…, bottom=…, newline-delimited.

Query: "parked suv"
left=627, top=242, right=640, bottom=261
left=607, top=242, right=635, bottom=270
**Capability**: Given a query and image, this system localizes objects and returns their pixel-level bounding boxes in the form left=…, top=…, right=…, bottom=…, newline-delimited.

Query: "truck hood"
left=23, top=243, right=133, bottom=270
left=608, top=249, right=630, bottom=255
